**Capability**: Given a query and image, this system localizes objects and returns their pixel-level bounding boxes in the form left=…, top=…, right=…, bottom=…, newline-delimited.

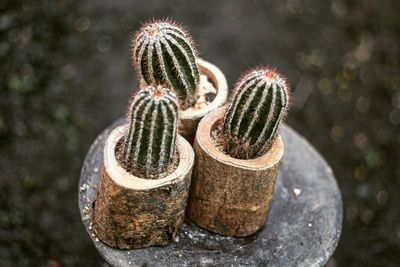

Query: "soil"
left=210, top=123, right=225, bottom=152
left=184, top=73, right=217, bottom=112
left=1, top=0, right=399, bottom=266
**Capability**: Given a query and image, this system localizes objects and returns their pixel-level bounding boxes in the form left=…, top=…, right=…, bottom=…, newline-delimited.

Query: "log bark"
left=187, top=108, right=284, bottom=237
left=93, top=125, right=194, bottom=249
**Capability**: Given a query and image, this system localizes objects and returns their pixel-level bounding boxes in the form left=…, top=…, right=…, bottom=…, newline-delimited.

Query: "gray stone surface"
left=78, top=119, right=342, bottom=267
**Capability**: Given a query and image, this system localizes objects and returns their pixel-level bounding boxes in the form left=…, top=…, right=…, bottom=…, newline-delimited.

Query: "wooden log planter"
left=187, top=108, right=284, bottom=236
left=93, top=125, right=194, bottom=249
left=79, top=119, right=343, bottom=267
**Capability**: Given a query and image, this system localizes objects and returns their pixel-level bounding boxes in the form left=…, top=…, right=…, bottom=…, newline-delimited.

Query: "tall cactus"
left=122, top=85, right=179, bottom=177
left=223, top=68, right=290, bottom=159
left=131, top=20, right=200, bottom=108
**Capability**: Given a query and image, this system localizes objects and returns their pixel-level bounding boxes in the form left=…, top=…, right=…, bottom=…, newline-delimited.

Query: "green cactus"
left=131, top=20, right=200, bottom=108
left=122, top=85, right=179, bottom=177
left=223, top=68, right=290, bottom=159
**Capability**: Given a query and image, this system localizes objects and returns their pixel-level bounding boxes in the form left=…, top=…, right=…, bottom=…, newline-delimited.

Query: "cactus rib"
left=122, top=85, right=179, bottom=177
left=223, top=68, right=290, bottom=159
left=132, top=20, right=200, bottom=107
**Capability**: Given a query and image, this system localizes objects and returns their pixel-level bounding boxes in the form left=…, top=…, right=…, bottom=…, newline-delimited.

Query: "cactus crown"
left=223, top=68, right=290, bottom=159
left=132, top=20, right=200, bottom=108
left=122, top=85, right=179, bottom=177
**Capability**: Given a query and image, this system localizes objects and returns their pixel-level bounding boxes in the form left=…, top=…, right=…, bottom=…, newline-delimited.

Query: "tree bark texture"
left=93, top=126, right=194, bottom=249
left=187, top=108, right=284, bottom=237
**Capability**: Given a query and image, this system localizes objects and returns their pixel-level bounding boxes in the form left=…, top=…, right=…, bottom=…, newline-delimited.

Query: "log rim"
left=195, top=107, right=284, bottom=170
left=104, top=125, right=194, bottom=190
left=180, top=58, right=228, bottom=120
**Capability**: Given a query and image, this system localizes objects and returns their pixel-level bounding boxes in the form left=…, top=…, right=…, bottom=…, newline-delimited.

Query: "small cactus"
left=132, top=20, right=200, bottom=107
left=122, top=85, right=179, bottom=177
left=223, top=68, right=290, bottom=159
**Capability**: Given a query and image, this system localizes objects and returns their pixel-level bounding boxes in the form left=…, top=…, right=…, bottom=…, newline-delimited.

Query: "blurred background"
left=0, top=0, right=399, bottom=266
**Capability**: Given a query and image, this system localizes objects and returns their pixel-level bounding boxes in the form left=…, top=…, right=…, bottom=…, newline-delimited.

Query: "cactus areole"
left=132, top=20, right=200, bottom=108
left=121, top=85, right=179, bottom=178
left=223, top=68, right=290, bottom=159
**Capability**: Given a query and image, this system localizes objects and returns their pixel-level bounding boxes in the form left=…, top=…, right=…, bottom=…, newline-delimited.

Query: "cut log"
left=187, top=108, right=284, bottom=237
left=93, top=125, right=194, bottom=249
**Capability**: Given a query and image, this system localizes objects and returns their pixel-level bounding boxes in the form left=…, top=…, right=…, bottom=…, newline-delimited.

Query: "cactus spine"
left=223, top=68, right=289, bottom=159
left=132, top=20, right=200, bottom=107
left=122, top=85, right=179, bottom=177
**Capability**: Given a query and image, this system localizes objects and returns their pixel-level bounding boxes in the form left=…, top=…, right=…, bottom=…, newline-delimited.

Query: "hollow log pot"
left=92, top=125, right=195, bottom=249
left=79, top=118, right=342, bottom=266
left=187, top=108, right=284, bottom=237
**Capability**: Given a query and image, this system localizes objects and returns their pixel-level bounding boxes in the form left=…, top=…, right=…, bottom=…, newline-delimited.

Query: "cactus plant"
left=122, top=85, right=179, bottom=177
left=131, top=20, right=200, bottom=107
left=223, top=68, right=290, bottom=159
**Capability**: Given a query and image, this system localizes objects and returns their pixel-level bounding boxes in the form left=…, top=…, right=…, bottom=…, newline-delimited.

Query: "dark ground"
left=0, top=0, right=399, bottom=266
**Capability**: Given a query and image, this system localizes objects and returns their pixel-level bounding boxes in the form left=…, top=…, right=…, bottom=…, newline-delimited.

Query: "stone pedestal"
left=78, top=119, right=342, bottom=267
